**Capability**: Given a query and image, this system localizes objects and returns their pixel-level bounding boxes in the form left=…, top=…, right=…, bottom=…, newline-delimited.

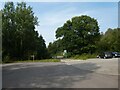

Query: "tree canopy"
left=55, top=15, right=100, bottom=55
left=98, top=28, right=120, bottom=52
left=2, top=2, right=49, bottom=62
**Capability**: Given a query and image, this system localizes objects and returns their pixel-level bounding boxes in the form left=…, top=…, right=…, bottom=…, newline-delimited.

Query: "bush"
left=2, top=55, right=12, bottom=63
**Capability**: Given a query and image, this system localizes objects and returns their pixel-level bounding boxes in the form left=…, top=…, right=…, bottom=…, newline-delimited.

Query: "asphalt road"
left=2, top=58, right=119, bottom=88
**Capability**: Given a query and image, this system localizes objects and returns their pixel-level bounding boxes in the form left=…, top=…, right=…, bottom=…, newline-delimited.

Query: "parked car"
left=112, top=52, right=120, bottom=58
left=97, top=52, right=113, bottom=59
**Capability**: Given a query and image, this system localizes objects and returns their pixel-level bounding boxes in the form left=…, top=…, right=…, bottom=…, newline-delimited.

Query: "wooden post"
left=31, top=55, right=34, bottom=62
left=33, top=55, right=34, bottom=62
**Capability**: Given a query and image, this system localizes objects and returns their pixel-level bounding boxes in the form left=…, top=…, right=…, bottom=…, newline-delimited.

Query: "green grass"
left=70, top=53, right=97, bottom=60
left=3, top=59, right=60, bottom=63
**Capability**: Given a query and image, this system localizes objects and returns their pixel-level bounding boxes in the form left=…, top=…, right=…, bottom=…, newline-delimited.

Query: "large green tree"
left=2, top=2, right=49, bottom=62
left=2, top=2, right=16, bottom=60
left=56, top=15, right=100, bottom=55
left=14, top=2, right=38, bottom=60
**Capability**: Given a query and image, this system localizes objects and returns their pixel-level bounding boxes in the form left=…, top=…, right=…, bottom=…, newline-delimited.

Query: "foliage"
left=2, top=2, right=119, bottom=62
left=49, top=15, right=120, bottom=57
left=2, top=2, right=49, bottom=61
left=98, top=28, right=120, bottom=52
left=49, top=15, right=100, bottom=56
left=48, top=39, right=63, bottom=56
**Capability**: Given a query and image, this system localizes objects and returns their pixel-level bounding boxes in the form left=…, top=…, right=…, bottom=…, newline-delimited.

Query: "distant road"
left=61, top=58, right=119, bottom=75
left=2, top=58, right=118, bottom=88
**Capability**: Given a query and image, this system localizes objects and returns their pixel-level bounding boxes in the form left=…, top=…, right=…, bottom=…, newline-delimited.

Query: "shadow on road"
left=2, top=62, right=102, bottom=88
left=70, top=62, right=101, bottom=72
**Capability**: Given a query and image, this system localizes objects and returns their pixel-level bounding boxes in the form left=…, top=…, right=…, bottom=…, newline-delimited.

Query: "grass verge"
left=3, top=59, right=60, bottom=63
left=70, top=53, right=97, bottom=60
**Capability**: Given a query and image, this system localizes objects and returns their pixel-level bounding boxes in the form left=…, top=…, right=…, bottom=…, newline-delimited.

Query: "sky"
left=0, top=1, right=118, bottom=46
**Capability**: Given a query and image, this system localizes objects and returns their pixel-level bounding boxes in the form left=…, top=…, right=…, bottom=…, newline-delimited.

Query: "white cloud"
left=84, top=7, right=118, bottom=32
left=38, top=7, right=77, bottom=26
left=35, top=7, right=93, bottom=46
left=1, top=1, right=117, bottom=46
left=37, top=7, right=90, bottom=28
left=35, top=5, right=117, bottom=46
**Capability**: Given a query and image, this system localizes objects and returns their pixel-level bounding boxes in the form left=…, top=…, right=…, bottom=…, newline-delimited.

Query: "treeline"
left=48, top=15, right=120, bottom=57
left=2, top=2, right=50, bottom=62
left=2, top=2, right=120, bottom=62
left=98, top=28, right=120, bottom=52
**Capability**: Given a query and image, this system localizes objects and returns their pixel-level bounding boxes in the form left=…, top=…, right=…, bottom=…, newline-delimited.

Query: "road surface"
left=2, top=58, right=119, bottom=88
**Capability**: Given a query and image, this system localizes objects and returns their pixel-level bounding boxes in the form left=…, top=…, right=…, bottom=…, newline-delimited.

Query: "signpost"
left=31, top=55, right=35, bottom=62
left=63, top=50, right=67, bottom=58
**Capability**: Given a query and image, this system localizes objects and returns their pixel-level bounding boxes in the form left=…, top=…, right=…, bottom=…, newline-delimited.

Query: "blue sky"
left=0, top=2, right=118, bottom=46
